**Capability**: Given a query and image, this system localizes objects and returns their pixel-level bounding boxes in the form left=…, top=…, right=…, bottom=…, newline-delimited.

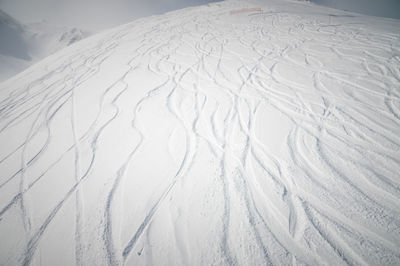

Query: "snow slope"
left=0, top=0, right=400, bottom=265
left=0, top=9, right=89, bottom=82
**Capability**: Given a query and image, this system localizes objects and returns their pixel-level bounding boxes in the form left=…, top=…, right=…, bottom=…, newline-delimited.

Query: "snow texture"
left=0, top=0, right=400, bottom=265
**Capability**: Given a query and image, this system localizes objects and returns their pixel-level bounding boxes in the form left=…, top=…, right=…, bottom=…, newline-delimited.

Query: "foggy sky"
left=1, top=0, right=399, bottom=31
left=310, top=0, right=400, bottom=19
left=0, top=0, right=220, bottom=30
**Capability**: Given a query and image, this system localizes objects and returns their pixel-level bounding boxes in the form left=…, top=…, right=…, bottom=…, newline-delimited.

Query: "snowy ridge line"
left=230, top=7, right=263, bottom=15
left=0, top=0, right=400, bottom=265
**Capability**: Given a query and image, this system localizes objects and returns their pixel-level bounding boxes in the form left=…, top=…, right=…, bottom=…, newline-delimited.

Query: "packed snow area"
left=0, top=9, right=89, bottom=82
left=0, top=0, right=400, bottom=265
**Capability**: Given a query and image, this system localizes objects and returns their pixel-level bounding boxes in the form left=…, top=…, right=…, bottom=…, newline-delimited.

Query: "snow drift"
left=0, top=0, right=399, bottom=265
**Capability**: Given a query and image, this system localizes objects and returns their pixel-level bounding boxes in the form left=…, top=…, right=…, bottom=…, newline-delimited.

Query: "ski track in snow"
left=0, top=0, right=400, bottom=265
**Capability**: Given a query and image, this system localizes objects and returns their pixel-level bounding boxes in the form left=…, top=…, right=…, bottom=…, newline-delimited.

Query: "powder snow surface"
left=0, top=0, right=399, bottom=265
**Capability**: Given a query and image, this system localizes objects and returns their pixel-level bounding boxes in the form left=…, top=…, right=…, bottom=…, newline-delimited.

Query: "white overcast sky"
left=0, top=0, right=221, bottom=30
left=0, top=0, right=399, bottom=30
left=311, top=0, right=400, bottom=19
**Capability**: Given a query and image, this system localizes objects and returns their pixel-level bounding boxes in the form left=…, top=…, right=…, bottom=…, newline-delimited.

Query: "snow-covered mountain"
left=0, top=0, right=399, bottom=265
left=0, top=9, right=89, bottom=82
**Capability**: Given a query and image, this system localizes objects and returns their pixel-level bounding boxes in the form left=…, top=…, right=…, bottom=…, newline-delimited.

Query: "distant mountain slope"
left=0, top=9, right=31, bottom=60
left=0, top=0, right=399, bottom=265
left=0, top=9, right=89, bottom=82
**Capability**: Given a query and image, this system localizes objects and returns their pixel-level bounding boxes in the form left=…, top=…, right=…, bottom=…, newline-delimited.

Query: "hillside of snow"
left=0, top=9, right=89, bottom=82
left=0, top=0, right=400, bottom=265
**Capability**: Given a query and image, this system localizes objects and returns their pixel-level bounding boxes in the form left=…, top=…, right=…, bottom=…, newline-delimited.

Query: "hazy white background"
left=1, top=0, right=399, bottom=32
left=0, top=0, right=221, bottom=30
left=310, top=0, right=400, bottom=19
